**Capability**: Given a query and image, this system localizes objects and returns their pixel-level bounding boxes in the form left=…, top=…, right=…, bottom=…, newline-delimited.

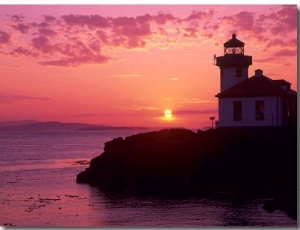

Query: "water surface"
left=0, top=131, right=296, bottom=227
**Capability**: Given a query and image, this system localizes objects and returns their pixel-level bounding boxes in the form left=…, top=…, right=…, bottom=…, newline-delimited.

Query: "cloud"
left=136, top=14, right=152, bottom=24
left=126, top=105, right=160, bottom=113
left=0, top=30, right=10, bottom=44
left=62, top=14, right=110, bottom=28
left=11, top=14, right=24, bottom=22
left=31, top=35, right=54, bottom=54
left=72, top=113, right=101, bottom=117
left=11, top=46, right=39, bottom=57
left=0, top=6, right=296, bottom=67
left=253, top=56, right=292, bottom=67
left=174, top=109, right=218, bottom=115
left=38, top=22, right=50, bottom=29
left=180, top=98, right=212, bottom=104
left=183, top=27, right=198, bottom=38
left=220, top=11, right=254, bottom=32
left=152, top=13, right=177, bottom=24
left=88, top=40, right=101, bottom=52
left=109, top=16, right=152, bottom=48
left=273, top=49, right=297, bottom=57
left=43, top=15, right=56, bottom=22
left=39, top=54, right=110, bottom=66
left=215, top=6, right=297, bottom=52
left=163, top=76, right=179, bottom=81
left=264, top=38, right=297, bottom=51
left=38, top=28, right=57, bottom=37
left=185, top=9, right=216, bottom=22
left=96, top=30, right=108, bottom=43
left=271, top=5, right=297, bottom=34
left=109, top=72, right=141, bottom=79
left=254, top=57, right=284, bottom=63
left=11, top=23, right=30, bottom=33
left=113, top=20, right=151, bottom=37
left=0, top=94, right=53, bottom=103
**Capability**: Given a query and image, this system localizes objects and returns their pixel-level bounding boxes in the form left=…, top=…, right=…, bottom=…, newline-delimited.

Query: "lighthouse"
left=214, top=34, right=297, bottom=127
left=216, top=34, right=252, bottom=92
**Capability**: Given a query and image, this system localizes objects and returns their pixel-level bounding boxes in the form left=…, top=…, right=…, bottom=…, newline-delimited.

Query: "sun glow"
left=164, top=109, right=173, bottom=118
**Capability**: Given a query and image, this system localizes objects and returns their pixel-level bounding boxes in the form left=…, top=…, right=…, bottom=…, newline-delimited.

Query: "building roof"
left=224, top=34, right=244, bottom=47
left=216, top=74, right=297, bottom=98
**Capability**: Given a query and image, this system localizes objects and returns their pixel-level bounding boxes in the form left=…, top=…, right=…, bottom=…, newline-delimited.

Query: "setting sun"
left=164, top=109, right=173, bottom=118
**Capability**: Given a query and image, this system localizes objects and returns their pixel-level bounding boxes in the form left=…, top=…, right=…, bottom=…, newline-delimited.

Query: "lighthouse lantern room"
left=216, top=34, right=252, bottom=92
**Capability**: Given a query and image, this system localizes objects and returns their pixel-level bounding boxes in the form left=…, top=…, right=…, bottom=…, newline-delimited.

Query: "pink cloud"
left=276, top=5, right=297, bottom=30
left=264, top=38, right=297, bottom=50
left=127, top=37, right=146, bottom=48
left=183, top=27, right=198, bottom=38
left=38, top=28, right=57, bottom=37
left=112, top=16, right=137, bottom=27
left=11, top=23, right=30, bottom=33
left=136, top=14, right=152, bottom=24
left=112, top=20, right=151, bottom=37
left=216, top=6, right=296, bottom=53
left=96, top=30, right=108, bottom=44
left=11, top=14, right=24, bottom=22
left=110, top=37, right=127, bottom=47
left=0, top=93, right=52, bottom=103
left=235, top=11, right=254, bottom=29
left=43, top=15, right=56, bottom=22
left=254, top=56, right=290, bottom=66
left=0, top=31, right=10, bottom=44
left=203, top=24, right=219, bottom=31
left=11, top=47, right=39, bottom=57
left=175, top=109, right=218, bottom=115
left=273, top=49, right=297, bottom=57
left=88, top=40, right=101, bottom=52
left=39, top=54, right=110, bottom=66
left=185, top=9, right=216, bottom=21
left=38, top=22, right=50, bottom=29
left=62, top=14, right=110, bottom=28
left=257, top=5, right=296, bottom=36
left=152, top=13, right=177, bottom=24
left=221, top=11, right=254, bottom=32
left=31, top=36, right=54, bottom=54
left=0, top=6, right=296, bottom=68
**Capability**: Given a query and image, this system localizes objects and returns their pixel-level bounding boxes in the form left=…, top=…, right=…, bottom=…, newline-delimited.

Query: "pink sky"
left=0, top=4, right=297, bottom=129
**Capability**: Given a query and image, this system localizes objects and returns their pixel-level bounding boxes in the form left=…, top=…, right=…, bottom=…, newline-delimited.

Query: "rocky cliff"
left=77, top=127, right=297, bottom=220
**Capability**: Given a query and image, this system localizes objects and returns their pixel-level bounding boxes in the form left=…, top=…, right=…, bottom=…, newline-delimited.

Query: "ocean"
left=0, top=130, right=296, bottom=227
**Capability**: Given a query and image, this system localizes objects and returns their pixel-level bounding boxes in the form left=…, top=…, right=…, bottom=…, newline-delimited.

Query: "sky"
left=0, top=4, right=297, bottom=129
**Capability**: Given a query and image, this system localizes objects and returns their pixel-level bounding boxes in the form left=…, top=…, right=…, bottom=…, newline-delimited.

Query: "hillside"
left=0, top=120, right=39, bottom=128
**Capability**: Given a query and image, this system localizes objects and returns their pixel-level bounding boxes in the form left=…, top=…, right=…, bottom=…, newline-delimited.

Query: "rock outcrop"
left=77, top=127, right=297, bottom=220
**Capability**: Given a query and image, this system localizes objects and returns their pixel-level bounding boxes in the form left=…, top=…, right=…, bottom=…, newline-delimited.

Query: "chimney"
left=255, top=69, right=263, bottom=77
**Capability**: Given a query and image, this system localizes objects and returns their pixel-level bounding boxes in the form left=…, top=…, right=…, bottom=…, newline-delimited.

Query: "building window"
left=233, top=101, right=242, bottom=121
left=236, top=67, right=242, bottom=77
left=255, top=100, right=265, bottom=120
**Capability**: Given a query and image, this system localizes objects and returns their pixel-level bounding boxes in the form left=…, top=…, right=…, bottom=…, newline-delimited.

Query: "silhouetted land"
left=0, top=121, right=147, bottom=132
left=77, top=127, right=297, bottom=220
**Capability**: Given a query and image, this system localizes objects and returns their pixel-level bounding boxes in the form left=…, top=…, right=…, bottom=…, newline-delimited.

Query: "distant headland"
left=0, top=120, right=148, bottom=132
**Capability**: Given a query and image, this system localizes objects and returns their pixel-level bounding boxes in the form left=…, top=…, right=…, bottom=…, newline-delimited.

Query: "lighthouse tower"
left=216, top=34, right=252, bottom=92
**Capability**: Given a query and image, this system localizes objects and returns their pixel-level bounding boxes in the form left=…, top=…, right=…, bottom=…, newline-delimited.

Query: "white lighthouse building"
left=215, top=34, right=297, bottom=127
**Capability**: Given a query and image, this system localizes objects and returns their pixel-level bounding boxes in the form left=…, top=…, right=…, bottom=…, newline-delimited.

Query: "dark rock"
left=263, top=200, right=277, bottom=213
left=77, top=127, right=297, bottom=220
